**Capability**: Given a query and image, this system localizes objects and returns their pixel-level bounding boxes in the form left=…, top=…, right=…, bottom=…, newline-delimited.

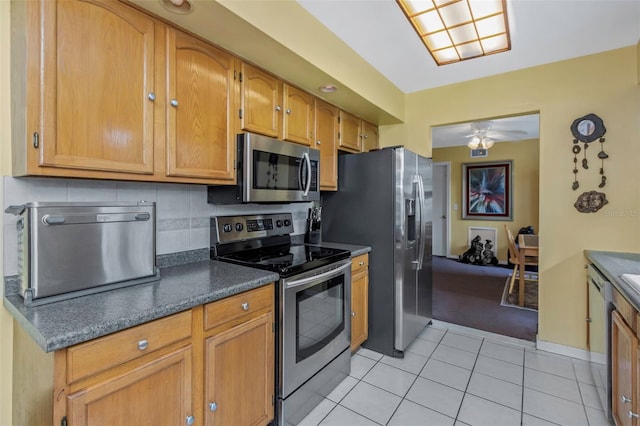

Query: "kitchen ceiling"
left=297, top=0, right=640, bottom=94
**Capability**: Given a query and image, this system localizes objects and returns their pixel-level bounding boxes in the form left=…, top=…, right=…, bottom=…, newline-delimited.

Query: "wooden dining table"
left=518, top=234, right=539, bottom=306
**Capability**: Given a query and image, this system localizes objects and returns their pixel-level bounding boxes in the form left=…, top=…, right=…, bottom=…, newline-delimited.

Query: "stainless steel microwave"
left=208, top=133, right=320, bottom=204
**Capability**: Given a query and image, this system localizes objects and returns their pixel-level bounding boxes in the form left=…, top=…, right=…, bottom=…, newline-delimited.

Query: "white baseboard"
left=535, top=338, right=590, bottom=362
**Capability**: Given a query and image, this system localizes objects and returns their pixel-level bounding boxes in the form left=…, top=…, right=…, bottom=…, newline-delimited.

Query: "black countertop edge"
left=584, top=250, right=640, bottom=310
left=311, top=241, right=372, bottom=257
left=3, top=260, right=279, bottom=353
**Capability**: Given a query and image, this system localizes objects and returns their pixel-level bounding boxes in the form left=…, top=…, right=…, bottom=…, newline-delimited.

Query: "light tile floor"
left=298, top=321, right=613, bottom=426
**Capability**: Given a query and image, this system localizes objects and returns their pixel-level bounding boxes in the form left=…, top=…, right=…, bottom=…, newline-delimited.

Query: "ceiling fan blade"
left=488, top=129, right=528, bottom=136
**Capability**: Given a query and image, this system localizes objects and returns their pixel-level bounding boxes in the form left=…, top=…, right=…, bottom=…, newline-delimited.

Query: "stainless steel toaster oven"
left=5, top=201, right=159, bottom=305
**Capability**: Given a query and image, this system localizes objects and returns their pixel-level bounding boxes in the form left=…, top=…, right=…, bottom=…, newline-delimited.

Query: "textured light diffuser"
left=397, top=0, right=511, bottom=65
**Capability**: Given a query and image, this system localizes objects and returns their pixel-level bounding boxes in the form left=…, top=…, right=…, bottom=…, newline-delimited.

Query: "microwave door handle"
left=302, top=152, right=311, bottom=196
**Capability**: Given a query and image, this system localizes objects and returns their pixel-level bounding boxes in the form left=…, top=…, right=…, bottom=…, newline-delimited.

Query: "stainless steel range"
left=210, top=213, right=352, bottom=426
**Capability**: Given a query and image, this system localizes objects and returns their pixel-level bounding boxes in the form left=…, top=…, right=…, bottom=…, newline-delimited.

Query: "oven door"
left=242, top=133, right=319, bottom=203
left=280, top=259, right=351, bottom=398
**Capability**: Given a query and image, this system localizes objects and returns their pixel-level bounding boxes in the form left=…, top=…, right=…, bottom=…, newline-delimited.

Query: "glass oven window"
left=253, top=150, right=318, bottom=191
left=296, top=275, right=345, bottom=362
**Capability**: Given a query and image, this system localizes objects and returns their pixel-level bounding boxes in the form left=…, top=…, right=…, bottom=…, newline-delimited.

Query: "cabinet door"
left=339, top=111, right=362, bottom=153
left=315, top=100, right=339, bottom=191
left=166, top=29, right=236, bottom=181
left=283, top=85, right=314, bottom=146
left=351, top=267, right=369, bottom=352
left=67, top=346, right=193, bottom=425
left=361, top=121, right=379, bottom=152
left=240, top=63, right=282, bottom=138
left=205, top=312, right=274, bottom=426
left=612, top=310, right=637, bottom=426
left=40, top=0, right=155, bottom=174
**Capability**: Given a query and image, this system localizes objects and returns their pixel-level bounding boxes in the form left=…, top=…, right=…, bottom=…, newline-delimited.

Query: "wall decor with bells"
left=570, top=113, right=609, bottom=213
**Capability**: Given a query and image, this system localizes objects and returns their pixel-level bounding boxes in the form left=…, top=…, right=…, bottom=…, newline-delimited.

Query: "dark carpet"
left=433, top=256, right=538, bottom=341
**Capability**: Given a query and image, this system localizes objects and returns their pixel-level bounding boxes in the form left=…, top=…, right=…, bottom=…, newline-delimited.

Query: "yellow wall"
left=381, top=47, right=640, bottom=350
left=0, top=1, right=13, bottom=424
left=433, top=139, right=540, bottom=262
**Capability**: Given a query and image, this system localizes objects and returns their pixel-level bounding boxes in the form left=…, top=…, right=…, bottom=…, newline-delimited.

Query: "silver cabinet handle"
left=316, top=140, right=321, bottom=145
left=629, top=411, right=639, bottom=419
left=186, top=415, right=195, bottom=425
left=622, top=395, right=632, bottom=403
left=241, top=302, right=249, bottom=311
left=359, top=261, right=365, bottom=266
left=275, top=105, right=282, bottom=111
left=286, top=108, right=292, bottom=114
left=137, top=339, right=148, bottom=351
left=170, top=99, right=178, bottom=107
left=209, top=402, right=218, bottom=412
left=351, top=312, right=356, bottom=317
left=148, top=93, right=156, bottom=101
left=363, top=134, right=368, bottom=139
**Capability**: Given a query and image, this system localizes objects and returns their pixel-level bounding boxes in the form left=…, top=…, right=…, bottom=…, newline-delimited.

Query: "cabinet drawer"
left=612, top=288, right=636, bottom=331
left=66, top=310, right=192, bottom=383
left=351, top=254, right=369, bottom=272
left=204, top=285, right=274, bottom=331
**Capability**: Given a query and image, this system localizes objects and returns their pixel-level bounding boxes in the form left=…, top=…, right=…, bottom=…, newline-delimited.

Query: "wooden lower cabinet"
left=66, top=346, right=193, bottom=425
left=612, top=309, right=639, bottom=426
left=12, top=285, right=275, bottom=426
left=350, top=253, right=369, bottom=352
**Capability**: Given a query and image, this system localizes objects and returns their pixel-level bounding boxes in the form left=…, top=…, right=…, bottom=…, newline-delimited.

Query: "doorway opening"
left=430, top=112, right=540, bottom=341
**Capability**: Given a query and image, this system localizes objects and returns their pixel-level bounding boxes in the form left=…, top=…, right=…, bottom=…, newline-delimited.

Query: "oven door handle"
left=285, top=261, right=351, bottom=289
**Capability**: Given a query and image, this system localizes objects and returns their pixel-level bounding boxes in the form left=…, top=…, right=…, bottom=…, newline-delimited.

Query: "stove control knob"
left=223, top=224, right=232, bottom=233
left=276, top=219, right=283, bottom=227
left=235, top=223, right=244, bottom=232
left=284, top=219, right=291, bottom=227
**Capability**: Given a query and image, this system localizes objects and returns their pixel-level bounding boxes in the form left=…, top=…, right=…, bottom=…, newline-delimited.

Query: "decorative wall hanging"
left=570, top=113, right=610, bottom=212
left=462, top=161, right=512, bottom=220
left=570, top=113, right=607, bottom=191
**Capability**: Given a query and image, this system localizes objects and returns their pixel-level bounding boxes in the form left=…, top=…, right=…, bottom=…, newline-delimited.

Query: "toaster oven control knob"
left=276, top=219, right=283, bottom=227
left=235, top=223, right=244, bottom=231
left=223, top=224, right=232, bottom=233
left=284, top=219, right=291, bottom=227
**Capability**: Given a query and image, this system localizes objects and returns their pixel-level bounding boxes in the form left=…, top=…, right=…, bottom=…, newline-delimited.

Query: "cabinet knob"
left=629, top=411, right=639, bottom=419
left=171, top=99, right=179, bottom=107
left=363, top=134, right=369, bottom=139
left=286, top=108, right=292, bottom=114
left=351, top=312, right=356, bottom=317
left=241, top=302, right=250, bottom=311
left=209, top=402, right=218, bottom=412
left=148, top=93, right=156, bottom=101
left=622, top=395, right=632, bottom=403
left=316, top=140, right=321, bottom=145
left=275, top=106, right=282, bottom=111
left=137, top=339, right=148, bottom=351
left=186, top=415, right=195, bottom=425
left=359, top=261, right=365, bottom=266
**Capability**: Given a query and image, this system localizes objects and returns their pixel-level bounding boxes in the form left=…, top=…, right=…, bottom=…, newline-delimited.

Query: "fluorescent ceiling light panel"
left=397, top=0, right=511, bottom=65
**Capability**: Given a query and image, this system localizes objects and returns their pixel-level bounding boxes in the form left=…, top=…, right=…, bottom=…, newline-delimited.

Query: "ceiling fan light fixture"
left=396, top=0, right=511, bottom=66
left=481, top=137, right=495, bottom=149
left=467, top=136, right=481, bottom=149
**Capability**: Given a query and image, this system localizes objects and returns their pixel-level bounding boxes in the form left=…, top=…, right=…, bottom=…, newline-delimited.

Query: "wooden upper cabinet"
left=39, top=0, right=155, bottom=174
left=361, top=121, right=379, bottom=152
left=165, top=29, right=236, bottom=182
left=240, top=63, right=282, bottom=138
left=314, top=100, right=339, bottom=191
left=339, top=111, right=362, bottom=153
left=283, top=84, right=314, bottom=146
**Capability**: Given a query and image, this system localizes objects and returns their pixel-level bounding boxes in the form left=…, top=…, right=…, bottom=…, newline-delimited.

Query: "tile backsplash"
left=2, top=177, right=312, bottom=275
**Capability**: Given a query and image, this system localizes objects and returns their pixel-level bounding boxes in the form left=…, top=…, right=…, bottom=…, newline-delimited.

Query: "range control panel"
left=211, top=213, right=294, bottom=244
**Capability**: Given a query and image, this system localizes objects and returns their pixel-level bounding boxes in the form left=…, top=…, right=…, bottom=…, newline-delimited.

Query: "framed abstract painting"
left=462, top=161, right=513, bottom=220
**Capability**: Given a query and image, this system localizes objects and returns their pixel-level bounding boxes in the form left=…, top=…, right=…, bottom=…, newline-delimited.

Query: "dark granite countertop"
left=314, top=241, right=371, bottom=257
left=584, top=250, right=640, bottom=310
left=4, top=259, right=279, bottom=353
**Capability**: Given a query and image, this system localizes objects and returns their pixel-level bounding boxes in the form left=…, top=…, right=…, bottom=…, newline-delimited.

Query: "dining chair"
left=504, top=224, right=539, bottom=294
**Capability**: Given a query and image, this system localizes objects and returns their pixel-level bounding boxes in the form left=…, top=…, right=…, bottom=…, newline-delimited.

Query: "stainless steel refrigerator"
left=322, top=146, right=433, bottom=357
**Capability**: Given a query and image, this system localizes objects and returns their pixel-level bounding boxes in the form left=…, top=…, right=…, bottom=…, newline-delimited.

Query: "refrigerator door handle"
left=416, top=174, right=427, bottom=270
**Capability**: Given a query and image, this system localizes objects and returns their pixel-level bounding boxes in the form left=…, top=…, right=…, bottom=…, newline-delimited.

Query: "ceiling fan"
left=466, top=121, right=527, bottom=149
